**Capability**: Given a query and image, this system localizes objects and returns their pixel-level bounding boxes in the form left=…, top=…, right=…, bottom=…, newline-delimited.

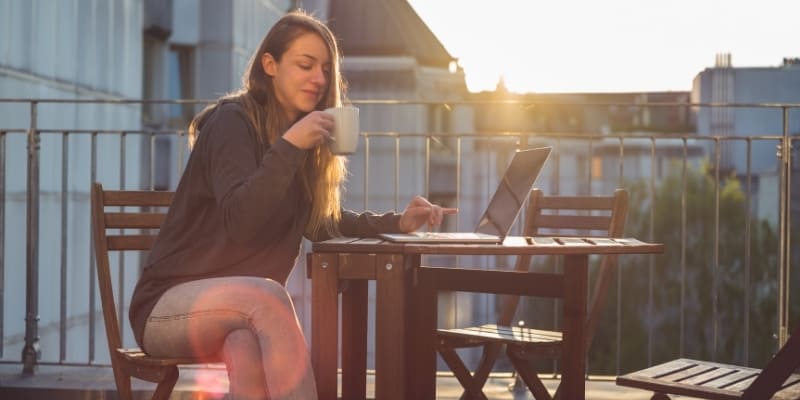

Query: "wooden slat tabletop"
left=312, top=236, right=664, bottom=256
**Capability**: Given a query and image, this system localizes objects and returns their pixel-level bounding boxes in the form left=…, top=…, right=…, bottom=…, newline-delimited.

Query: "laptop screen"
left=474, top=147, right=552, bottom=237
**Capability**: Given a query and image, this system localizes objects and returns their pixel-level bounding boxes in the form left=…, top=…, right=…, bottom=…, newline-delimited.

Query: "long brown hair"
left=188, top=10, right=347, bottom=238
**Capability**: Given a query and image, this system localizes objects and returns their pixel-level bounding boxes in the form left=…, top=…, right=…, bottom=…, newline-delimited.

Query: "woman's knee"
left=237, top=280, right=300, bottom=332
left=237, top=278, right=294, bottom=309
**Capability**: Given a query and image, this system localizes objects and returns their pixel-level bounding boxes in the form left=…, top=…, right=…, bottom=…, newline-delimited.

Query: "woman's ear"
left=261, top=53, right=277, bottom=77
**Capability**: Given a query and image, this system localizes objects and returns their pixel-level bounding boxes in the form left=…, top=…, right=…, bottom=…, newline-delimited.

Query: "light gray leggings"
left=142, top=276, right=317, bottom=400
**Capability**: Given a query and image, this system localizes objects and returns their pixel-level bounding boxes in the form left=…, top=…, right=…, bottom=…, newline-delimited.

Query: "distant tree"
left=587, top=161, right=781, bottom=374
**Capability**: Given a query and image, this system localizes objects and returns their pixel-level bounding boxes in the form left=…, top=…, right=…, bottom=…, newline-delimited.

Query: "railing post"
left=777, top=106, right=792, bottom=348
left=22, top=100, right=41, bottom=374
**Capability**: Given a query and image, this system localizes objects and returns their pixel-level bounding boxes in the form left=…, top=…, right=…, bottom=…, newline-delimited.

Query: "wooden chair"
left=616, top=324, right=800, bottom=399
left=434, top=188, right=628, bottom=400
left=91, top=182, right=218, bottom=400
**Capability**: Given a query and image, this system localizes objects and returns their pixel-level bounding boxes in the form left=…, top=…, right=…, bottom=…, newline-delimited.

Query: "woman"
left=129, top=10, right=454, bottom=400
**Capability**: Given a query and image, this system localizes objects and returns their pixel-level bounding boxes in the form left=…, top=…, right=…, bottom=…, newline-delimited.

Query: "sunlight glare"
left=408, top=0, right=799, bottom=93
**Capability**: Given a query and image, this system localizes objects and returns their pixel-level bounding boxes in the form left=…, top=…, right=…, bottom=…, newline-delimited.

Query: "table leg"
left=375, top=254, right=406, bottom=400
left=561, top=254, right=588, bottom=400
left=311, top=253, right=340, bottom=400
left=342, top=279, right=368, bottom=400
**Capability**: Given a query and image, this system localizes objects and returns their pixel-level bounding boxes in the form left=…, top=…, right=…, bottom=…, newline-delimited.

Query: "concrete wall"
left=0, top=0, right=292, bottom=364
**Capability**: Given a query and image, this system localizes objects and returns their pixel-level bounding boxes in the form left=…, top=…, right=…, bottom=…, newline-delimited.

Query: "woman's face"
left=262, top=32, right=331, bottom=121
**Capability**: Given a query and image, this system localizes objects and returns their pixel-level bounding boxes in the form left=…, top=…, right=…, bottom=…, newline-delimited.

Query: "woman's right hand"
left=398, top=196, right=458, bottom=233
left=282, top=111, right=334, bottom=150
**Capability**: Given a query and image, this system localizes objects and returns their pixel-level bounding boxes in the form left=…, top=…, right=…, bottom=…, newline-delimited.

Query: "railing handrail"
left=1, top=97, right=795, bottom=377
left=1, top=97, right=800, bottom=109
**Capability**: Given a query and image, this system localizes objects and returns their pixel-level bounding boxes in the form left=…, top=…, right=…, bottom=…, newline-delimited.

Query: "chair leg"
left=506, top=347, right=552, bottom=400
left=113, top=369, right=134, bottom=400
left=110, top=355, right=134, bottom=400
left=150, top=366, right=179, bottom=400
left=438, top=346, right=488, bottom=400
left=471, top=343, right=503, bottom=391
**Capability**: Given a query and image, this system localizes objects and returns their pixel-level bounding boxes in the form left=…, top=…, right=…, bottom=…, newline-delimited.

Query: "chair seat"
left=117, top=347, right=214, bottom=366
left=616, top=358, right=800, bottom=400
left=438, top=324, right=562, bottom=346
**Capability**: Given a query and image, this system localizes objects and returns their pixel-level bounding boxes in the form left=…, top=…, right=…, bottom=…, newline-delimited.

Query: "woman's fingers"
left=428, top=206, right=459, bottom=225
left=284, top=111, right=335, bottom=149
left=398, top=196, right=458, bottom=232
left=315, top=112, right=334, bottom=146
left=430, top=205, right=442, bottom=226
left=407, top=202, right=458, bottom=226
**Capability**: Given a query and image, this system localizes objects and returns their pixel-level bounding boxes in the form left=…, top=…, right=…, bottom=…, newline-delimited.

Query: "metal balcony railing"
left=0, top=98, right=797, bottom=379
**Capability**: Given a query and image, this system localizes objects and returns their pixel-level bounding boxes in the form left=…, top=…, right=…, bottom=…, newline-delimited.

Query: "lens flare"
left=185, top=279, right=312, bottom=398
left=192, top=368, right=228, bottom=399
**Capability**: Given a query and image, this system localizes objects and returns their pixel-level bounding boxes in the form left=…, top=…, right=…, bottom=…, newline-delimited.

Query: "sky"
left=407, top=0, right=799, bottom=94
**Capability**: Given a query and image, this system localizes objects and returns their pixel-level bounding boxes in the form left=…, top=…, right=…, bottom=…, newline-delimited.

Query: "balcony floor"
left=0, top=362, right=657, bottom=399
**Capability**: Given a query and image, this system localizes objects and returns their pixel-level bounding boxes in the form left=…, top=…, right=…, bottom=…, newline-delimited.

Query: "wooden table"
left=308, top=236, right=663, bottom=400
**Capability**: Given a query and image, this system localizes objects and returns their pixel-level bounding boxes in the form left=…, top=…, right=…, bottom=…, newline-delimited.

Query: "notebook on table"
left=379, top=146, right=552, bottom=244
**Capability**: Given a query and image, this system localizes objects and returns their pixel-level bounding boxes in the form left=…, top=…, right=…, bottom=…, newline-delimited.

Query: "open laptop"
left=379, top=146, right=552, bottom=244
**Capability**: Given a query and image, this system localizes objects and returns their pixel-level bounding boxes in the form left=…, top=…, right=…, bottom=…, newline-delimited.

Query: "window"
left=592, top=156, right=603, bottom=179
left=167, top=45, right=195, bottom=129
left=153, top=136, right=173, bottom=191
left=142, top=36, right=166, bottom=126
left=143, top=37, right=195, bottom=190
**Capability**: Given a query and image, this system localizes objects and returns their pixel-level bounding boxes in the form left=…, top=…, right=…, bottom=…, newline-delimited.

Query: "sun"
left=409, top=0, right=573, bottom=93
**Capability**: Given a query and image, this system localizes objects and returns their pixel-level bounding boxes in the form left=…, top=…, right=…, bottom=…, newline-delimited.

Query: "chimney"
left=783, top=57, right=800, bottom=67
left=715, top=53, right=732, bottom=68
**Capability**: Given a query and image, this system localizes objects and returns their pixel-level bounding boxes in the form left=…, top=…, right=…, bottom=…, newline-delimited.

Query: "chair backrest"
left=90, top=182, right=174, bottom=356
left=497, top=188, right=628, bottom=348
left=741, top=323, right=800, bottom=399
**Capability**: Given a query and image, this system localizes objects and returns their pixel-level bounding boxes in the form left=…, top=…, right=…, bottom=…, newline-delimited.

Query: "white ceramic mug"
left=324, top=106, right=359, bottom=155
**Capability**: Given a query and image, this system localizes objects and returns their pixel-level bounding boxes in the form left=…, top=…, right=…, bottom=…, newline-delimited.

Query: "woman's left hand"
left=398, top=196, right=458, bottom=233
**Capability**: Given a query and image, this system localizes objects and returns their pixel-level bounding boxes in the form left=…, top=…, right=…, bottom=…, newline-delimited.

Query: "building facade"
left=0, top=0, right=472, bottom=370
left=692, top=55, right=800, bottom=224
